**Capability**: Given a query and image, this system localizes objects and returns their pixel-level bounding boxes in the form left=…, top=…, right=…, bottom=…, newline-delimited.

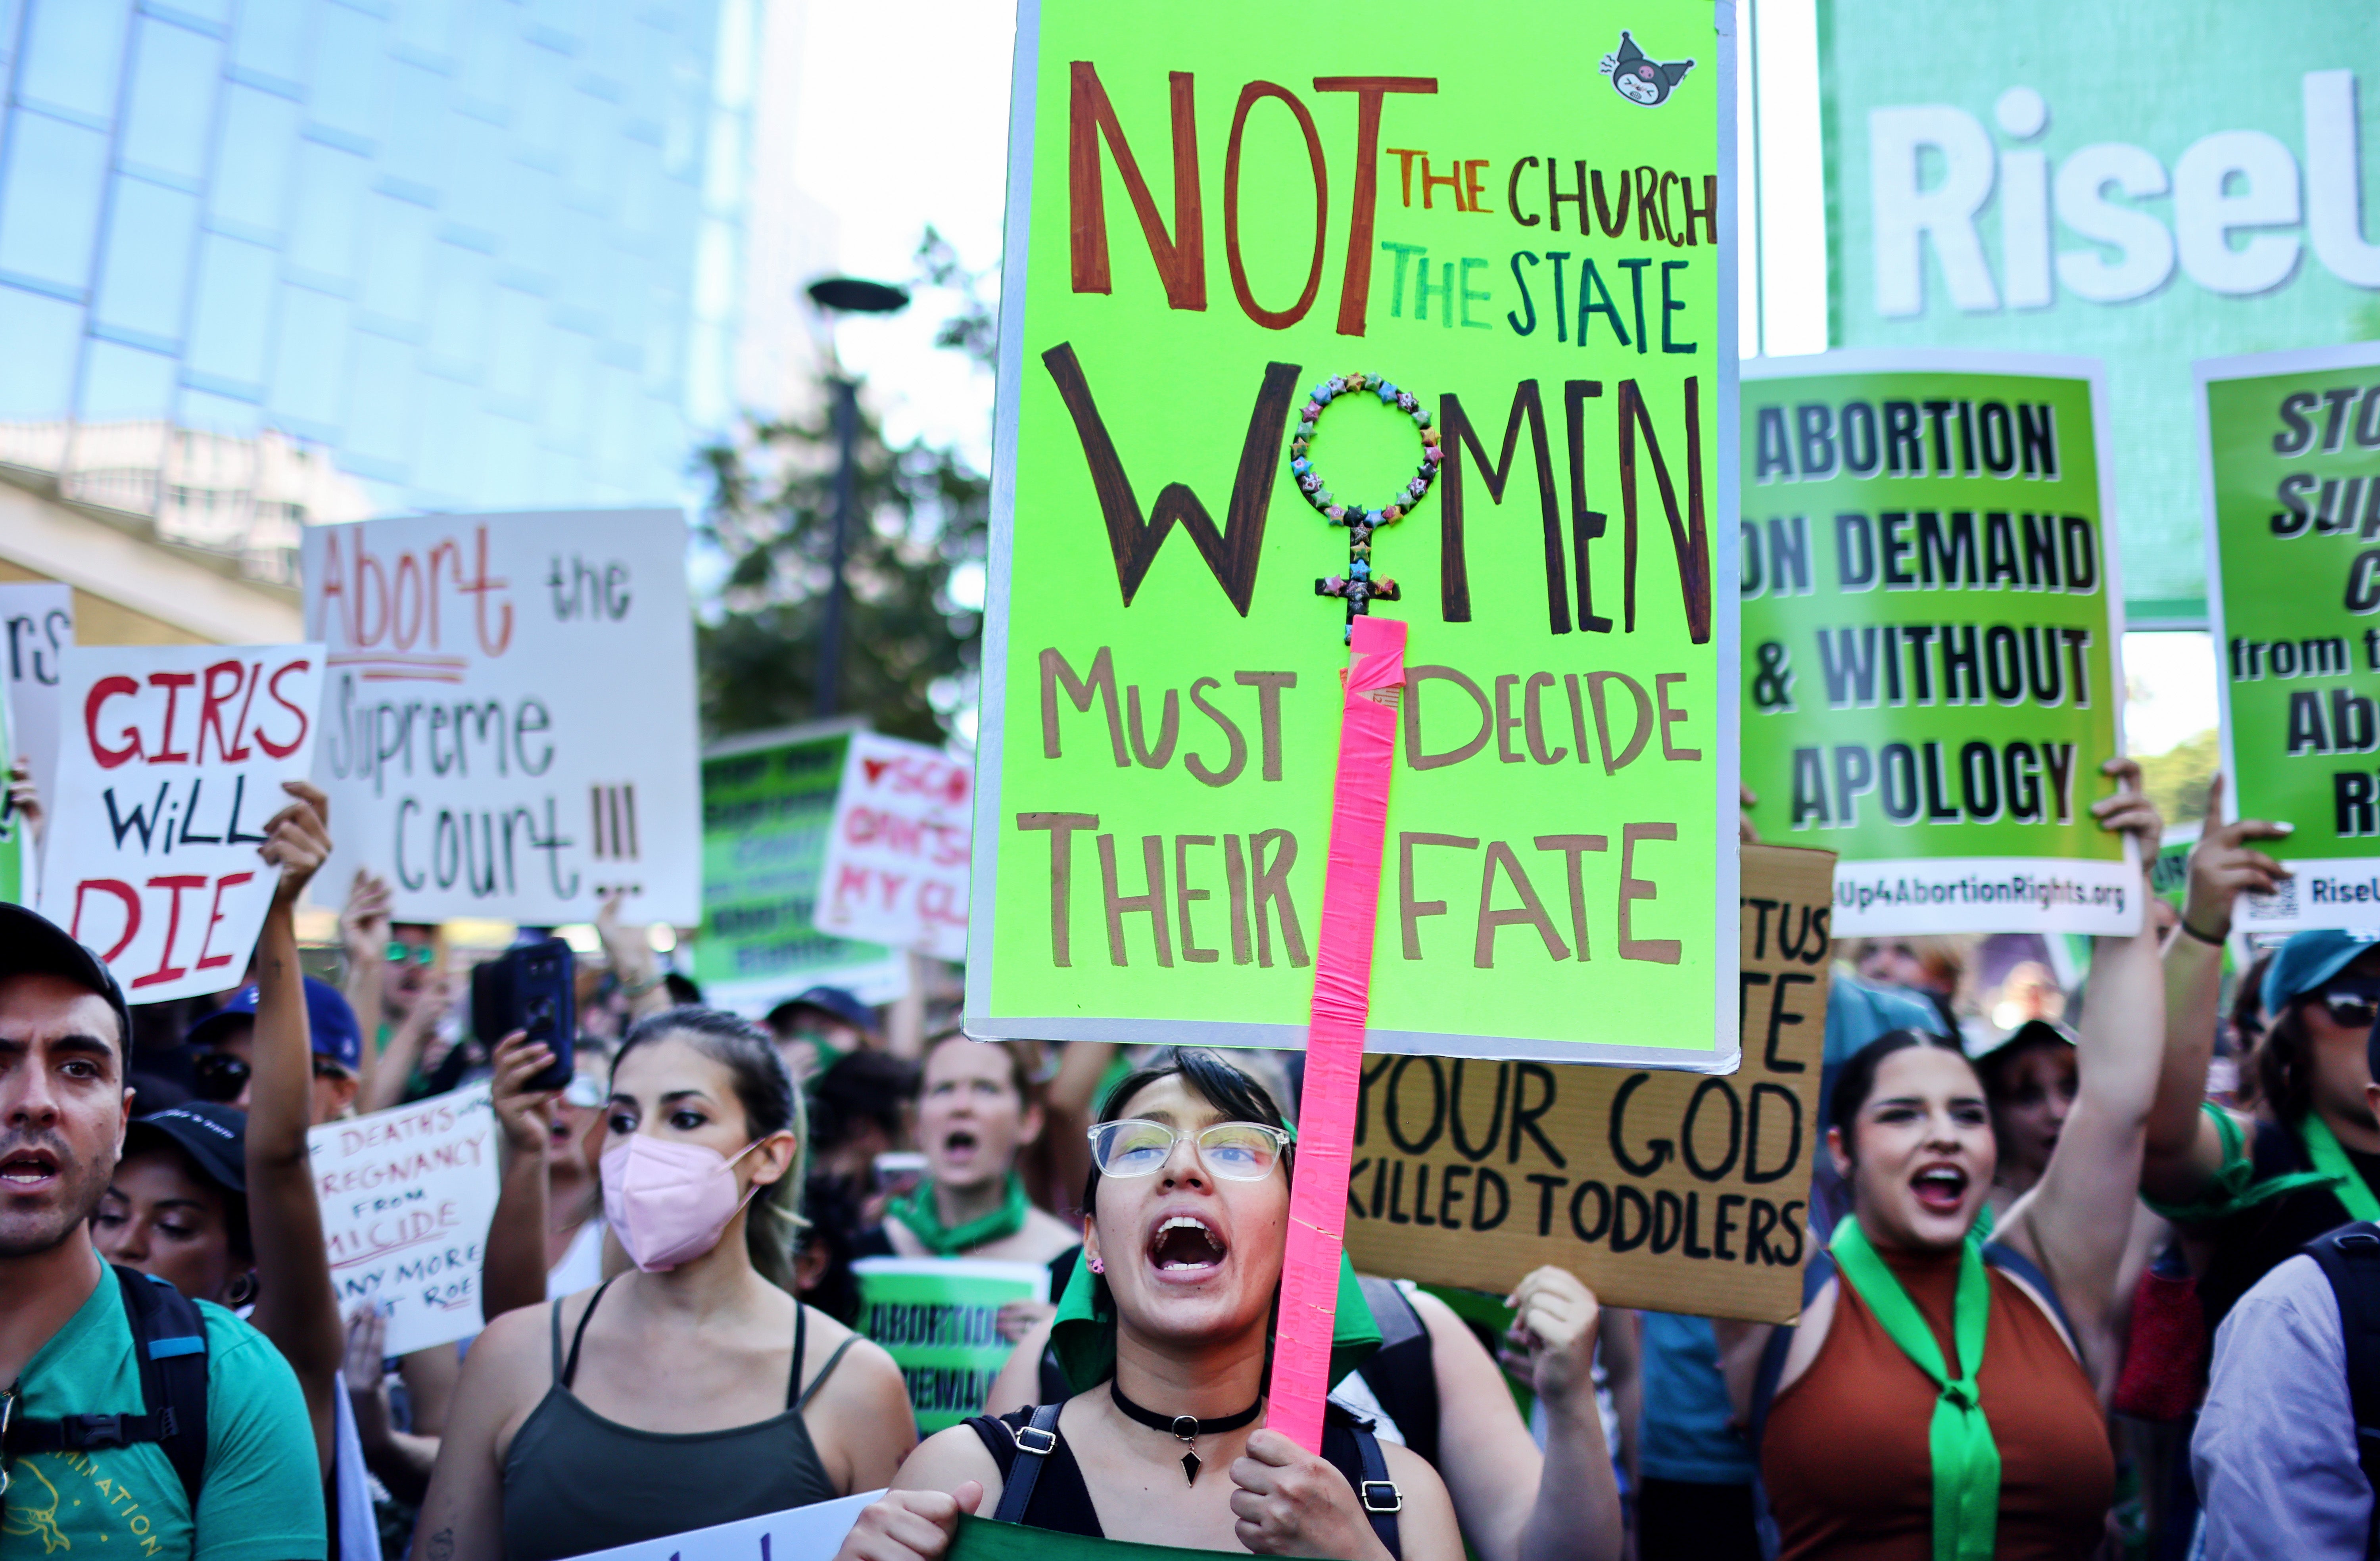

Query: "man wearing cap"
left=184, top=976, right=365, bottom=1126
left=0, top=901, right=324, bottom=1561
left=766, top=985, right=882, bottom=1083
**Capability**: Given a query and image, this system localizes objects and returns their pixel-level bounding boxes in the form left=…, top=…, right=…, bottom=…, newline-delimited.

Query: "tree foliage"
left=693, top=229, right=996, bottom=745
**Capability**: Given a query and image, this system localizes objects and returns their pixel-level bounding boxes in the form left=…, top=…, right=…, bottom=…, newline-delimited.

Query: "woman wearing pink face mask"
left=413, top=1008, right=917, bottom=1561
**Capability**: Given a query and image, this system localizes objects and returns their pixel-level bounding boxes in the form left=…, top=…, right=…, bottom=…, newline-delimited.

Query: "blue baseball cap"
left=184, top=975, right=365, bottom=1072
left=2261, top=929, right=2380, bottom=1017
left=768, top=985, right=879, bottom=1037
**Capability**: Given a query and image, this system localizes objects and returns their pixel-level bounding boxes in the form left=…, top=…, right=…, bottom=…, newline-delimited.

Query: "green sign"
left=1816, top=0, right=2380, bottom=624
left=967, top=0, right=1739, bottom=1066
left=1740, top=352, right=2134, bottom=933
left=2152, top=823, right=2198, bottom=910
left=694, top=724, right=906, bottom=1013
left=0, top=682, right=25, bottom=905
left=2203, top=344, right=2380, bottom=932
left=854, top=1258, right=1048, bottom=1434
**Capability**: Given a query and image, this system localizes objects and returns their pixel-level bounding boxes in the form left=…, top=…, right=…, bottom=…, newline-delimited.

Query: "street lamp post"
left=804, top=276, right=910, bottom=718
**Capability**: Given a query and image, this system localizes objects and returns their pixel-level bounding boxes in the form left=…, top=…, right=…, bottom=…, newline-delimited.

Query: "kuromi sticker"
left=1601, top=29, right=1695, bottom=107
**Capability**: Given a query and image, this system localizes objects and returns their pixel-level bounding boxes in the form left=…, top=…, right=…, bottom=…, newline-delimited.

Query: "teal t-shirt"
left=2, top=1271, right=325, bottom=1561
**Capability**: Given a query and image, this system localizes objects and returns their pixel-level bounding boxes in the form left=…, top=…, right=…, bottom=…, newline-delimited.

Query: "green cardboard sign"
left=1816, top=0, right=2380, bottom=625
left=695, top=724, right=907, bottom=1014
left=854, top=1258, right=1049, bottom=1434
left=1740, top=351, right=2135, bottom=934
left=966, top=0, right=1740, bottom=1066
left=2202, top=344, right=2380, bottom=932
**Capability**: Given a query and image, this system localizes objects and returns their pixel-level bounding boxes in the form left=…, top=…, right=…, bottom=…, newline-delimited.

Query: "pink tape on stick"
left=1267, top=613, right=1406, bottom=1453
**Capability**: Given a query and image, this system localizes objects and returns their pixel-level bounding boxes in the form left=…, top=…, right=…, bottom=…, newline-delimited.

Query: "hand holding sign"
left=2177, top=774, right=2294, bottom=941
left=262, top=780, right=335, bottom=907
left=1499, top=1266, right=1601, bottom=1411
left=835, top=1484, right=985, bottom=1561
left=1228, top=1430, right=1400, bottom=1561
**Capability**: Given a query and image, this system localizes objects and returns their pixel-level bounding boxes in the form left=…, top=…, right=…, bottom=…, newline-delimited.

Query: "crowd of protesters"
left=8, top=744, right=2380, bottom=1561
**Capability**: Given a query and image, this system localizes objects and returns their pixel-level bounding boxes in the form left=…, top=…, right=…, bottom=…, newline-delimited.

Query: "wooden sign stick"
left=1267, top=612, right=1406, bottom=1452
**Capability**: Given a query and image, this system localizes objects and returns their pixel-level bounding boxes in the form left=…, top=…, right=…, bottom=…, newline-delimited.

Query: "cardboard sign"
left=299, top=510, right=702, bottom=925
left=0, top=672, right=27, bottom=905
left=1739, top=352, right=2134, bottom=935
left=310, top=1083, right=499, bottom=1355
left=853, top=1257, right=1048, bottom=1434
left=694, top=724, right=908, bottom=1014
left=0, top=582, right=73, bottom=831
left=1343, top=844, right=1833, bottom=1323
left=817, top=732, right=972, bottom=960
left=41, top=644, right=324, bottom=1003
left=2200, top=344, right=2380, bottom=931
left=967, top=0, right=1739, bottom=1067
left=560, top=1492, right=885, bottom=1561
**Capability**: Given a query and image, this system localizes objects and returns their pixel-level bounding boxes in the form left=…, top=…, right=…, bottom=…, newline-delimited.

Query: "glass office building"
left=0, top=0, right=775, bottom=536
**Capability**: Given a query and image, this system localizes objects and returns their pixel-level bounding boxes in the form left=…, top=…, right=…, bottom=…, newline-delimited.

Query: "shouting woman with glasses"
left=836, top=1048, right=1462, bottom=1561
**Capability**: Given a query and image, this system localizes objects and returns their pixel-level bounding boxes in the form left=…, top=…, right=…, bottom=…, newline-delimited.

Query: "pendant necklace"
left=1108, top=1378, right=1263, bottom=1486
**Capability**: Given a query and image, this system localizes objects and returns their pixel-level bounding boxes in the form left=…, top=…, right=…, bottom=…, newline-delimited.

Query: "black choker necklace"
left=1108, top=1378, right=1262, bottom=1485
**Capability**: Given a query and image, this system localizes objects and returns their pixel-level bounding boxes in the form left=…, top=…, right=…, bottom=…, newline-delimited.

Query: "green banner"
left=950, top=1515, right=1204, bottom=1561
left=694, top=724, right=906, bottom=1014
left=1740, top=352, right=2134, bottom=934
left=854, top=1258, right=1048, bottom=1434
left=0, top=682, right=25, bottom=905
left=967, top=0, right=1739, bottom=1066
left=1816, top=0, right=2380, bottom=624
left=2203, top=344, right=2380, bottom=932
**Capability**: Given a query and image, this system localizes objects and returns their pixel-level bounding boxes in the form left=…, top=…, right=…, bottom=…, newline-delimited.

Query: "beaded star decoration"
left=1289, top=372, right=1441, bottom=641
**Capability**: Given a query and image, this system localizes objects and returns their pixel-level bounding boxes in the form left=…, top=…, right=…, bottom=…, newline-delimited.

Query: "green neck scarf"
left=1047, top=1243, right=1381, bottom=1396
left=2299, top=1113, right=2380, bottom=1224
left=1829, top=1215, right=1999, bottom=1561
left=887, top=1171, right=1030, bottom=1256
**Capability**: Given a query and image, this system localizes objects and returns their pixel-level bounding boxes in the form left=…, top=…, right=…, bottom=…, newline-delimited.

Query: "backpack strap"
left=1344, top=1419, right=1404, bottom=1561
left=991, top=1402, right=1064, bottom=1525
left=3, top=1269, right=209, bottom=1515
left=2304, top=1221, right=2380, bottom=1551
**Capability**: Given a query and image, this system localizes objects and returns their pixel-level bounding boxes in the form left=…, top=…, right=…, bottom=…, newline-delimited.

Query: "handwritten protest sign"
left=817, top=732, right=971, bottom=960
left=299, top=510, right=701, bottom=925
left=310, top=1083, right=498, bottom=1355
left=1344, top=844, right=1833, bottom=1322
left=694, top=724, right=908, bottom=1014
left=562, top=1492, right=884, bottom=1561
left=854, top=1257, right=1048, bottom=1434
left=967, top=0, right=1739, bottom=1067
left=2201, top=344, right=2380, bottom=931
left=1739, top=352, right=2133, bottom=935
left=41, top=644, right=322, bottom=1003
left=0, top=582, right=73, bottom=831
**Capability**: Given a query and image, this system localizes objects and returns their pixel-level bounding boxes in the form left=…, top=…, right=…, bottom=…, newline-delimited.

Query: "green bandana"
left=2298, top=1113, right=2380, bottom=1224
left=2145, top=1102, right=2336, bottom=1223
left=1046, top=1240, right=1380, bottom=1394
left=1830, top=1215, right=1998, bottom=1561
left=887, top=1171, right=1031, bottom=1256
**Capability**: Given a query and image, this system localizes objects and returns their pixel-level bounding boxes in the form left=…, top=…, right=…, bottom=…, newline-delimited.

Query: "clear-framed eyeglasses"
left=1087, top=1118, right=1292, bottom=1181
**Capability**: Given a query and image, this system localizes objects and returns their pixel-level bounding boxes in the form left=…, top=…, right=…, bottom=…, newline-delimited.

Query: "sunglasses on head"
left=192, top=1050, right=348, bottom=1103
left=386, top=942, right=436, bottom=966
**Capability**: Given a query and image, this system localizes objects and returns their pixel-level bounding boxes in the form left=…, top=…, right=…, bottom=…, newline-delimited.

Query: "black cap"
left=0, top=902, right=134, bottom=1061
left=124, top=1102, right=248, bottom=1195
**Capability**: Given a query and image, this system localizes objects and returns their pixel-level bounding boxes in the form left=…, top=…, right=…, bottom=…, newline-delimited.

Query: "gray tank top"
left=501, top=1278, right=854, bottom=1561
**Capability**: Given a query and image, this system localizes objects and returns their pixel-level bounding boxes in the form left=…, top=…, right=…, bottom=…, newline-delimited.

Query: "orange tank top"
left=1759, top=1246, right=2114, bottom=1561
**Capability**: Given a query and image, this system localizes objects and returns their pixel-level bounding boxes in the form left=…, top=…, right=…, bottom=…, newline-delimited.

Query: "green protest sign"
left=695, top=724, right=907, bottom=1014
left=854, top=1258, right=1048, bottom=1434
left=1739, top=352, right=2135, bottom=934
left=966, top=0, right=1739, bottom=1066
left=950, top=1515, right=1198, bottom=1561
left=2201, top=344, right=2380, bottom=932
left=1816, top=0, right=2380, bottom=625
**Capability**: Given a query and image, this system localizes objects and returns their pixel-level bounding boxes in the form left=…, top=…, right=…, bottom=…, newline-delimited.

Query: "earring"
left=223, top=1270, right=259, bottom=1308
left=1086, top=1254, right=1105, bottom=1275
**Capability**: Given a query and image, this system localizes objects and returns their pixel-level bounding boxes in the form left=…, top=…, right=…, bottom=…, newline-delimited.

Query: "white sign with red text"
left=299, top=509, right=701, bottom=925
left=309, top=1083, right=498, bottom=1355
left=40, top=644, right=324, bottom=1003
left=815, top=732, right=971, bottom=960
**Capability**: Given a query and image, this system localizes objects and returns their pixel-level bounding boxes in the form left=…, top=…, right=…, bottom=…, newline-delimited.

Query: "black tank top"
left=963, top=1403, right=1403, bottom=1559
left=501, top=1278, right=857, bottom=1561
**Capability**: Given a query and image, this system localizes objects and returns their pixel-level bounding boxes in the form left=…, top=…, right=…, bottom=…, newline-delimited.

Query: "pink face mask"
left=601, top=1135, right=766, bottom=1272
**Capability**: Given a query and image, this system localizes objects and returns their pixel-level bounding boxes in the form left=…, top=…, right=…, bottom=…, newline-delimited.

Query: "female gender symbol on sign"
left=1291, top=372, right=1441, bottom=641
